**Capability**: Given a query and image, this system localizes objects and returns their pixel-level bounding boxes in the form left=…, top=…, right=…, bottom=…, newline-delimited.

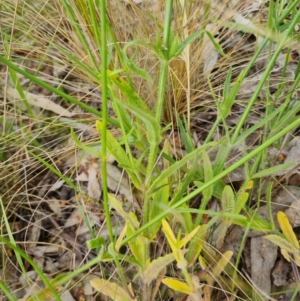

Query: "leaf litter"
left=0, top=0, right=300, bottom=300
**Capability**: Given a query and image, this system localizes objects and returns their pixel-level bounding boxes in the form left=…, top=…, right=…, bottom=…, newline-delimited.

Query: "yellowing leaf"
left=108, top=194, right=139, bottom=229
left=162, top=219, right=177, bottom=250
left=198, top=255, right=207, bottom=270
left=115, top=225, right=127, bottom=252
left=265, top=234, right=298, bottom=257
left=235, top=192, right=249, bottom=214
left=212, top=250, right=233, bottom=278
left=281, top=249, right=292, bottom=263
left=246, top=180, right=254, bottom=190
left=162, top=278, right=194, bottom=294
left=90, top=278, right=135, bottom=301
left=186, top=225, right=207, bottom=267
left=277, top=211, right=299, bottom=249
left=178, top=225, right=200, bottom=249
left=143, top=253, right=175, bottom=284
left=280, top=249, right=300, bottom=267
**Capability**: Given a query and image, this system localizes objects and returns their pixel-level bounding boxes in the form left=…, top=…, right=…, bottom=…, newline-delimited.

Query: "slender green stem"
left=99, top=0, right=113, bottom=244
left=155, top=0, right=173, bottom=123
left=155, top=59, right=169, bottom=123
left=278, top=0, right=299, bottom=23
left=98, top=3, right=133, bottom=296
left=143, top=0, right=174, bottom=234
left=0, top=281, right=17, bottom=301
left=162, top=0, right=173, bottom=59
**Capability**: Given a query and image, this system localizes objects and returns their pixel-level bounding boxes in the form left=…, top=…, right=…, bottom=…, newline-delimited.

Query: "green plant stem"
left=121, top=115, right=300, bottom=246
left=143, top=0, right=174, bottom=235
left=0, top=281, right=17, bottom=301
left=99, top=0, right=113, bottom=245
left=155, top=0, right=173, bottom=123
left=278, top=0, right=299, bottom=23
left=162, top=0, right=173, bottom=59
left=99, top=3, right=133, bottom=297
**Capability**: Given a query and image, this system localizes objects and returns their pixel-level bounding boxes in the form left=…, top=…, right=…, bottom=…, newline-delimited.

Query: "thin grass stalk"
left=277, top=70, right=300, bottom=121
left=143, top=0, right=174, bottom=231
left=99, top=0, right=113, bottom=244
left=0, top=201, right=28, bottom=287
left=0, top=281, right=17, bottom=301
left=88, top=0, right=101, bottom=53
left=98, top=2, right=135, bottom=296
left=122, top=115, right=300, bottom=245
left=61, top=0, right=98, bottom=71
left=278, top=0, right=299, bottom=23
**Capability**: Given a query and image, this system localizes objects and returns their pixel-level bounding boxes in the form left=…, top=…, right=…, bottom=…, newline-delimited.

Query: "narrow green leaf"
left=176, top=112, right=194, bottom=153
left=87, top=237, right=106, bottom=249
left=71, top=128, right=101, bottom=157
left=108, top=194, right=139, bottom=229
left=221, top=185, right=235, bottom=218
left=108, top=70, right=152, bottom=113
left=127, top=60, right=153, bottom=83
left=252, top=163, right=295, bottom=179
left=96, top=121, right=141, bottom=189
left=113, top=97, right=161, bottom=146
left=149, top=177, right=170, bottom=238
left=202, top=150, right=214, bottom=202
left=172, top=30, right=205, bottom=58
left=126, top=219, right=148, bottom=271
